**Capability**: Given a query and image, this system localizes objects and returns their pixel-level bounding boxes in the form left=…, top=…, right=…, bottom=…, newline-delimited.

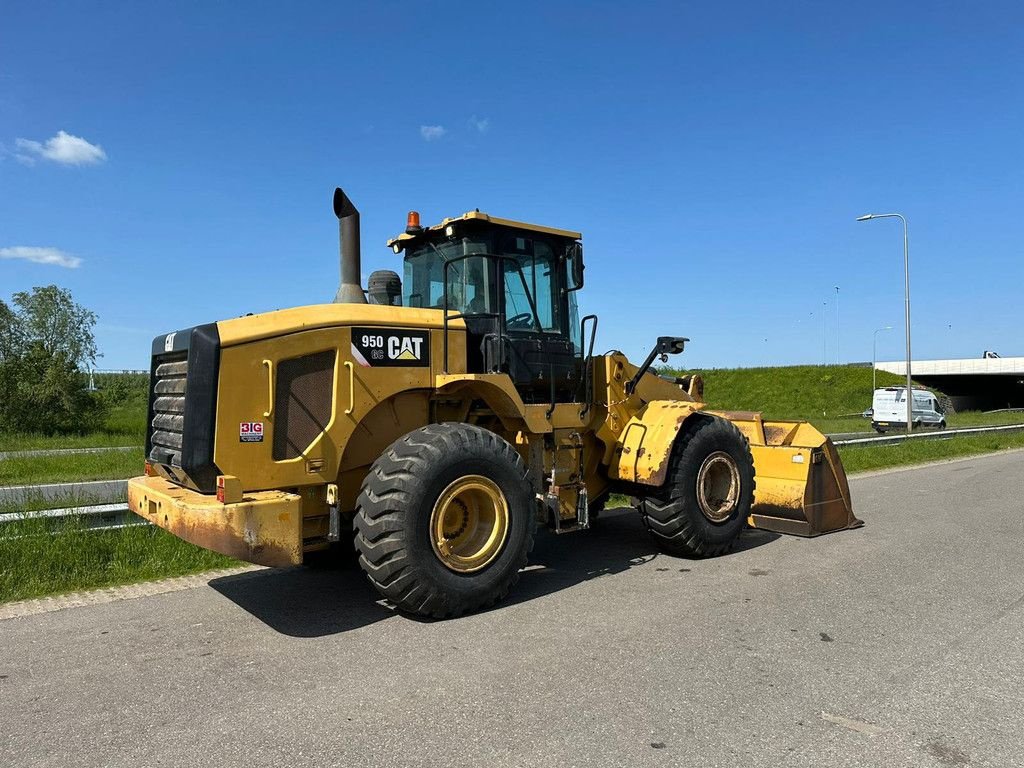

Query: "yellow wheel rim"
left=696, top=451, right=740, bottom=523
left=430, top=475, right=509, bottom=573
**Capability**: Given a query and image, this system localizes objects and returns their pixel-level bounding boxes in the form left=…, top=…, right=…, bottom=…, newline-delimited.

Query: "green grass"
left=101, top=400, right=147, bottom=439
left=687, top=364, right=906, bottom=421
left=0, top=432, right=140, bottom=452
left=0, top=448, right=144, bottom=486
left=0, top=514, right=239, bottom=603
left=0, top=383, right=147, bottom=452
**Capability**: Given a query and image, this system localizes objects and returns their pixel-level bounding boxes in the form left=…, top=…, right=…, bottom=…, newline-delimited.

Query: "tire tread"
left=354, top=423, right=534, bottom=618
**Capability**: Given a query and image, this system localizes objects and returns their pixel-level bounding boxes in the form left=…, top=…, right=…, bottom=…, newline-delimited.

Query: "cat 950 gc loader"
left=127, top=188, right=860, bottom=618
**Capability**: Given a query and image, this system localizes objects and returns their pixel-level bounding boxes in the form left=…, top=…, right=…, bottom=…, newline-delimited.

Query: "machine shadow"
left=208, top=562, right=391, bottom=638
left=504, top=507, right=779, bottom=608
left=207, top=506, right=779, bottom=638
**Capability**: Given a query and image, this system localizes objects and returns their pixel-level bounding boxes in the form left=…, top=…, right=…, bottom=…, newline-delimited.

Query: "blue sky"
left=2, top=1, right=1022, bottom=370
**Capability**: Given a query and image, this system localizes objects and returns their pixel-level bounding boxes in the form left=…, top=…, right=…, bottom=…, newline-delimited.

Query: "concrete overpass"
left=876, top=356, right=1024, bottom=410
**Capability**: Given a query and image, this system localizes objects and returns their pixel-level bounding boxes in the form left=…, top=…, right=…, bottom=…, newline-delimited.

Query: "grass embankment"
left=691, top=364, right=905, bottom=429
left=0, top=448, right=144, bottom=486
left=0, top=513, right=238, bottom=604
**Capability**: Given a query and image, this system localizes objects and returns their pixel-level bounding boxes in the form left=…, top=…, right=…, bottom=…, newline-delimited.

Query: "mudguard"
left=610, top=400, right=703, bottom=485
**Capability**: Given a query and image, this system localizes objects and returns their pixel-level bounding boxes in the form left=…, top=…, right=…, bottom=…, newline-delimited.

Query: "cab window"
left=402, top=237, right=490, bottom=313
left=502, top=236, right=558, bottom=333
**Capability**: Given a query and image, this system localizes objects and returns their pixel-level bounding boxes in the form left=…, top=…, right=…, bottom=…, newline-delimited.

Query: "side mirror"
left=566, top=242, right=584, bottom=291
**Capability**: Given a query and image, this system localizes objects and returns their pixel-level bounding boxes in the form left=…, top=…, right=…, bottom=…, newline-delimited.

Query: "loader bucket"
left=713, top=412, right=862, bottom=537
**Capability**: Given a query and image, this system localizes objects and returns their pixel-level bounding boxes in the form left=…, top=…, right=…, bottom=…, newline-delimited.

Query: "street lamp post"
left=857, top=213, right=912, bottom=434
left=872, top=326, right=893, bottom=393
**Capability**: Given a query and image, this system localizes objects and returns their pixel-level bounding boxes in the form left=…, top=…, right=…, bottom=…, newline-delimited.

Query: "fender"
left=434, top=374, right=553, bottom=433
left=610, top=400, right=704, bottom=486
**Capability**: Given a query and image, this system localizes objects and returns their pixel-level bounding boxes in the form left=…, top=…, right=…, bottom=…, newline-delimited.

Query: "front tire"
left=637, top=415, right=755, bottom=557
left=354, top=423, right=535, bottom=618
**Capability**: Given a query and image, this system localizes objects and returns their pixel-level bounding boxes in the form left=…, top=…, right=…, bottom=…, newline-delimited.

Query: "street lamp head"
left=856, top=214, right=874, bottom=221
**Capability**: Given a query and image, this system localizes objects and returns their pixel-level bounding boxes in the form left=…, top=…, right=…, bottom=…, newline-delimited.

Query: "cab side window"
left=502, top=236, right=559, bottom=333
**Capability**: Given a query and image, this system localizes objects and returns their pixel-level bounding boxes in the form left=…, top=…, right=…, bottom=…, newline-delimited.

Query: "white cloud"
left=469, top=115, right=490, bottom=134
left=420, top=125, right=447, bottom=141
left=15, top=130, right=107, bottom=166
left=0, top=246, right=82, bottom=268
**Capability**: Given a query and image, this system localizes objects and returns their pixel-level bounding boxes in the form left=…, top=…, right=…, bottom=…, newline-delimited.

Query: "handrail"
left=344, top=361, right=355, bottom=415
left=579, top=314, right=599, bottom=414
left=262, top=360, right=274, bottom=418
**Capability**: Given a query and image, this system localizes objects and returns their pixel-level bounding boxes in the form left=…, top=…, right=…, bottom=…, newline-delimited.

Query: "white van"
left=871, top=387, right=946, bottom=433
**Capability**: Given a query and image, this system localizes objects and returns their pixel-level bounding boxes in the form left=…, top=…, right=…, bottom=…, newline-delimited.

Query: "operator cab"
left=388, top=211, right=586, bottom=403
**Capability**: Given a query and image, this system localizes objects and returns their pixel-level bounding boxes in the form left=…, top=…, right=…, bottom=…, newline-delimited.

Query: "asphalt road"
left=2, top=451, right=1022, bottom=767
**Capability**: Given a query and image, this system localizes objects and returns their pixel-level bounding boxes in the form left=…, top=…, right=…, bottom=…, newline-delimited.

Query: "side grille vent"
left=150, top=354, right=188, bottom=465
left=273, top=351, right=337, bottom=461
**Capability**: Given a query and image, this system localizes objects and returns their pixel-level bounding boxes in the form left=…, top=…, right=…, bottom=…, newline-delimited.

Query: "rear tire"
left=637, top=415, right=755, bottom=557
left=354, top=423, right=535, bottom=618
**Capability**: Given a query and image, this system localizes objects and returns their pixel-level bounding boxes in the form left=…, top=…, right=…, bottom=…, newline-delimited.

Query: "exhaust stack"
left=333, top=187, right=366, bottom=304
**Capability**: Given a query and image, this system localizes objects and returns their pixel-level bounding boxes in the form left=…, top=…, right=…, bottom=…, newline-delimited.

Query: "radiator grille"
left=150, top=354, right=188, bottom=466
left=272, top=351, right=336, bottom=460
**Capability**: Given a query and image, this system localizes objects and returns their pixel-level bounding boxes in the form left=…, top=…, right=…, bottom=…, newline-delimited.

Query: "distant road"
left=2, top=451, right=1022, bottom=767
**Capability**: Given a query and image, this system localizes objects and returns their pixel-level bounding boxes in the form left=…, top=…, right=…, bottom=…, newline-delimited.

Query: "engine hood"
left=216, top=304, right=462, bottom=347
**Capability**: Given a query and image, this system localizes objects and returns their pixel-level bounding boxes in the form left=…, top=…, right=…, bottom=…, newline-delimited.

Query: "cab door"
left=497, top=234, right=578, bottom=403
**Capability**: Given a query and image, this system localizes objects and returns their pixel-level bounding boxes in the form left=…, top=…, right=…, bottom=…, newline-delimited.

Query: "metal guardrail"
left=1, top=423, right=1022, bottom=531
left=0, top=479, right=128, bottom=506
left=0, top=502, right=141, bottom=532
left=831, top=423, right=1024, bottom=447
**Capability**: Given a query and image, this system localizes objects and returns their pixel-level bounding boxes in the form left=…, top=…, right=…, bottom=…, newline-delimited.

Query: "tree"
left=0, top=343, right=105, bottom=434
left=0, top=300, right=24, bottom=362
left=0, top=286, right=105, bottom=435
left=10, top=285, right=98, bottom=369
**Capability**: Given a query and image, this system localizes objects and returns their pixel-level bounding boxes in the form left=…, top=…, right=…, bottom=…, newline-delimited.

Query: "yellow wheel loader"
left=127, top=188, right=860, bottom=618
